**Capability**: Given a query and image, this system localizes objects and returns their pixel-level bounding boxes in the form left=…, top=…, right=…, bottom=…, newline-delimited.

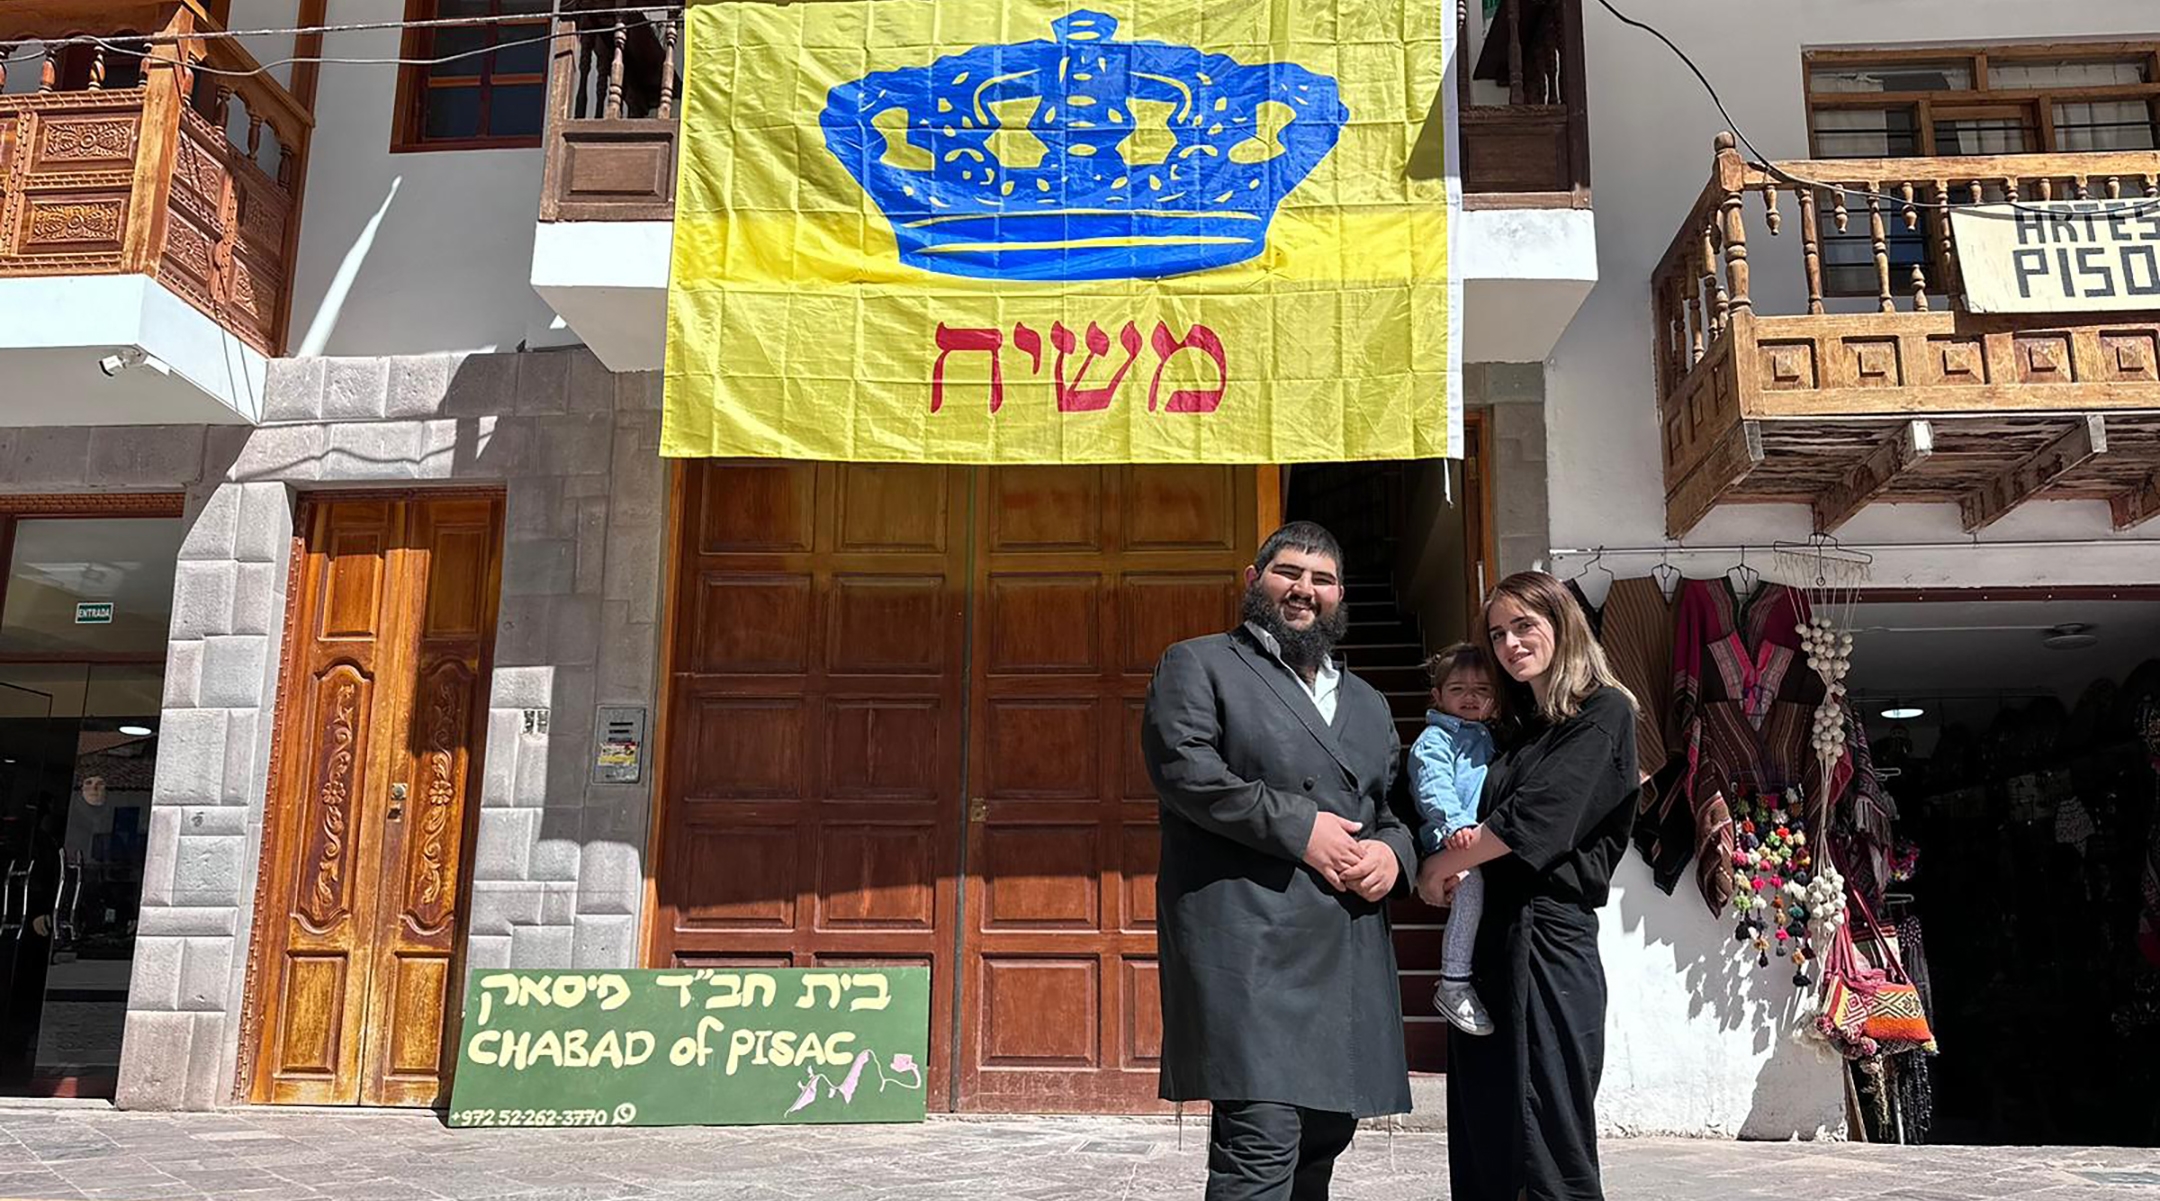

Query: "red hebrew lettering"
left=1011, top=323, right=1045, bottom=374
left=931, top=323, right=1005, bottom=414
left=1147, top=322, right=1228, bottom=413
left=1050, top=321, right=1144, bottom=413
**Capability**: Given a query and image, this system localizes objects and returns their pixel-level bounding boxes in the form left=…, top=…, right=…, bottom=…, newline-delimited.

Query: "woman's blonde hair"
left=1478, top=570, right=1635, bottom=729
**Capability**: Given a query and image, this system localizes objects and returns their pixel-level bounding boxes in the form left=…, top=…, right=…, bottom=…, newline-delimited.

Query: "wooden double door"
left=654, top=461, right=1258, bottom=1112
left=248, top=495, right=504, bottom=1106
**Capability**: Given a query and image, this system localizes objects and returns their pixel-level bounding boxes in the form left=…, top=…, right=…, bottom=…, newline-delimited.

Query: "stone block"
left=562, top=470, right=611, bottom=499
left=180, top=805, right=250, bottom=837
left=1484, top=362, right=1546, bottom=404
left=9, top=426, right=92, bottom=486
left=417, top=419, right=461, bottom=479
left=231, top=424, right=326, bottom=482
left=179, top=487, right=240, bottom=563
left=510, top=922, right=576, bottom=968
left=602, top=524, right=664, bottom=618
left=549, top=594, right=602, bottom=667
left=480, top=707, right=523, bottom=807
left=444, top=353, right=520, bottom=418
left=502, top=538, right=575, bottom=598
left=489, top=665, right=557, bottom=711
left=608, top=435, right=666, bottom=528
left=576, top=840, right=643, bottom=917
left=113, top=1011, right=197, bottom=1110
left=220, top=709, right=261, bottom=805
left=170, top=831, right=246, bottom=903
left=515, top=350, right=575, bottom=415
left=573, top=499, right=609, bottom=595
left=466, top=933, right=512, bottom=971
left=263, top=356, right=327, bottom=422
left=572, top=915, right=638, bottom=969
left=88, top=425, right=207, bottom=487
left=323, top=421, right=424, bottom=480
left=134, top=903, right=239, bottom=938
left=321, top=358, right=391, bottom=421
left=139, top=807, right=184, bottom=907
left=537, top=414, right=613, bottom=478
left=468, top=884, right=544, bottom=935
left=512, top=719, right=552, bottom=810
left=128, top=936, right=185, bottom=1012
left=200, top=635, right=269, bottom=709
left=463, top=415, right=531, bottom=477
left=598, top=612, right=657, bottom=700
left=231, top=562, right=281, bottom=637
left=492, top=594, right=552, bottom=666
left=569, top=348, right=616, bottom=413
left=617, top=371, right=662, bottom=411
left=182, top=1012, right=225, bottom=1111
left=386, top=354, right=458, bottom=419
left=162, top=639, right=203, bottom=709
left=170, top=560, right=237, bottom=640
left=155, top=708, right=229, bottom=806
left=474, top=809, right=539, bottom=881
left=506, top=475, right=568, bottom=539
left=542, top=882, right=579, bottom=926
left=529, top=835, right=582, bottom=883
left=234, top=482, right=292, bottom=564
left=177, top=937, right=234, bottom=1011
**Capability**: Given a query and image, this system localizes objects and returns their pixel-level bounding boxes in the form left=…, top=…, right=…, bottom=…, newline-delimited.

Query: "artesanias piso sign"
left=1951, top=198, right=2160, bottom=312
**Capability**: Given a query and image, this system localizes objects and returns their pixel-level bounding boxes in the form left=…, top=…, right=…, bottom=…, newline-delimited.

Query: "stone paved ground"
left=0, top=1106, right=2155, bottom=1200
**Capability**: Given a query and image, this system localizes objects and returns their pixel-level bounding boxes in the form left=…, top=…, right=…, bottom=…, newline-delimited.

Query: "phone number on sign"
left=449, top=1103, right=638, bottom=1128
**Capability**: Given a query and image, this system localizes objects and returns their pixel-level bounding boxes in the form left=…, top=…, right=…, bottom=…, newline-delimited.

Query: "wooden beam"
left=2111, top=470, right=2160, bottom=531
left=1813, top=419, right=1933, bottom=535
left=1958, top=414, right=2107, bottom=533
left=1666, top=419, right=1763, bottom=539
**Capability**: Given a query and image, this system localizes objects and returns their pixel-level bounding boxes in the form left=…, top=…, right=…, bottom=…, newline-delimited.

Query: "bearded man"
left=1142, top=520, right=1414, bottom=1201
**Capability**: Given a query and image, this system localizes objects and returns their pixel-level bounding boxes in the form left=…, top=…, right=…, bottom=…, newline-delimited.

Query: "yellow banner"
left=663, top=0, right=1453, bottom=463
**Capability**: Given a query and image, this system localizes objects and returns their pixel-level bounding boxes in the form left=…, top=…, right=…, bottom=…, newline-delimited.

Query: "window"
left=393, top=0, right=551, bottom=151
left=1803, top=44, right=2160, bottom=295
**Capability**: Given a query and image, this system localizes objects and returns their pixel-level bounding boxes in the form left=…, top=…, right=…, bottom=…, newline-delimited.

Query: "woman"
left=1417, top=571, right=1639, bottom=1201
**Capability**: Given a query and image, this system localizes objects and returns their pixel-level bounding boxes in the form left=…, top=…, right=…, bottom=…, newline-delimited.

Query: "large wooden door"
left=956, top=466, right=1255, bottom=1111
left=652, top=462, right=968, bottom=1107
left=250, top=494, right=504, bottom=1105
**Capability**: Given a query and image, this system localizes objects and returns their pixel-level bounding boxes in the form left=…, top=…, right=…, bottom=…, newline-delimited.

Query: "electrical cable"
left=1588, top=0, right=2160, bottom=221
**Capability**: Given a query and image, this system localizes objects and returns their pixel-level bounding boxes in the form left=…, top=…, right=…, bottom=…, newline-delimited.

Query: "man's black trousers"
left=1205, top=1101, right=1358, bottom=1201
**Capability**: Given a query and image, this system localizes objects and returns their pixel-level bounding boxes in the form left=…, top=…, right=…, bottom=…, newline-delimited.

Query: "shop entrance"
left=0, top=500, right=183, bottom=1099
left=246, top=494, right=505, bottom=1106
left=1844, top=590, right=2160, bottom=1146
left=652, top=461, right=1258, bottom=1112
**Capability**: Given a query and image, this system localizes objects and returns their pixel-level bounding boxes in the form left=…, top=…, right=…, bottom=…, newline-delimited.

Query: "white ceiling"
left=1845, top=598, right=2160, bottom=710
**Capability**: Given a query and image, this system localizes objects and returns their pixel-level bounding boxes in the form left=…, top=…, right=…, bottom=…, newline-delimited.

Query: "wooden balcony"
left=0, top=0, right=309, bottom=357
left=1459, top=0, right=1590, bottom=207
left=538, top=4, right=680, bottom=223
left=1654, top=135, right=2160, bottom=538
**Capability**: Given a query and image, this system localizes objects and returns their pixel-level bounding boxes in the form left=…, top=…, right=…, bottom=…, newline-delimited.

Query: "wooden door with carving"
left=652, top=461, right=968, bottom=1108
left=248, top=494, right=503, bottom=1106
left=956, top=466, right=1255, bottom=1112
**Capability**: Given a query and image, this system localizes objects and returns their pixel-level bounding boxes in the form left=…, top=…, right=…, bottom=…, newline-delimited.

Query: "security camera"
left=98, top=348, right=148, bottom=377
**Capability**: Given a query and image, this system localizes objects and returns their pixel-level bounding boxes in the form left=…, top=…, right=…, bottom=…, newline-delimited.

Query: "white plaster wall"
left=286, top=1, right=560, bottom=356
left=1553, top=0, right=2160, bottom=1139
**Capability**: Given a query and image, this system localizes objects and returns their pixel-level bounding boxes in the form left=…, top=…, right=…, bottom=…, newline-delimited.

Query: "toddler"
left=1410, top=643, right=1497, bottom=1036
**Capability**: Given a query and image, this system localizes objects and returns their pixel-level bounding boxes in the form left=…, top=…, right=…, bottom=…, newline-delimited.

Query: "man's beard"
left=1242, top=582, right=1348, bottom=670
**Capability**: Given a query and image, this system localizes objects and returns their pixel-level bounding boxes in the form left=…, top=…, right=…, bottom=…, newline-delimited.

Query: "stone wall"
left=1467, top=363, right=1550, bottom=579
left=84, top=347, right=668, bottom=1110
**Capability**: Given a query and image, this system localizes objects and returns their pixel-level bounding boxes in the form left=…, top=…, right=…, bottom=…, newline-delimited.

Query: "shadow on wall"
left=1610, top=853, right=1845, bottom=1139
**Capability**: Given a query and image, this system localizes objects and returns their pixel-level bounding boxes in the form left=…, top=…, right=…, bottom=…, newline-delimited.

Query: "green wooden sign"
left=445, top=967, right=930, bottom=1128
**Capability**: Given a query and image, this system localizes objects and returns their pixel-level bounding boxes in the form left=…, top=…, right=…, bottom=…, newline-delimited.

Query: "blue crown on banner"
left=819, top=10, right=1349, bottom=282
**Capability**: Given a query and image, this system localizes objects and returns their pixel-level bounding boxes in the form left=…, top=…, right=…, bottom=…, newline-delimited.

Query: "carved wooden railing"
left=0, top=0, right=310, bottom=355
left=539, top=3, right=682, bottom=222
left=1652, top=134, right=2160, bottom=537
left=1458, top=0, right=1590, bottom=204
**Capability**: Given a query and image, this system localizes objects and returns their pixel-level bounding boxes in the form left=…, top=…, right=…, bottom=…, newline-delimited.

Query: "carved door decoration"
left=654, top=463, right=1254, bottom=1113
left=249, top=495, right=504, bottom=1106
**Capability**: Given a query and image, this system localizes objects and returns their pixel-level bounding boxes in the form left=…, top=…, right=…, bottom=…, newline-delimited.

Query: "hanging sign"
left=1950, top=199, right=2160, bottom=312
left=74, top=602, right=114, bottom=624
left=663, top=0, right=1456, bottom=464
left=445, top=968, right=931, bottom=1128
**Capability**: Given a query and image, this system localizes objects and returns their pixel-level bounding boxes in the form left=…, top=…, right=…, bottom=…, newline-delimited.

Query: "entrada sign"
left=74, top=602, right=114, bottom=624
left=1951, top=199, right=2160, bottom=312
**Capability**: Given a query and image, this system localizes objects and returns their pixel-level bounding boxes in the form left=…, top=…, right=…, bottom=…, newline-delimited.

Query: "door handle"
left=388, top=781, right=407, bottom=821
left=968, top=798, right=987, bottom=824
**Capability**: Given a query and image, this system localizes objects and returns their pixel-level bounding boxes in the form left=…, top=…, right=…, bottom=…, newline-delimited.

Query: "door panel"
left=252, top=495, right=502, bottom=1106
left=654, top=461, right=966, bottom=1109
left=957, top=465, right=1254, bottom=1112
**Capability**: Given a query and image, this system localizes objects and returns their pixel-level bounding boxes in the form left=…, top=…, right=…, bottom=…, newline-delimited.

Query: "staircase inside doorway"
left=1285, top=463, right=1456, bottom=1074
